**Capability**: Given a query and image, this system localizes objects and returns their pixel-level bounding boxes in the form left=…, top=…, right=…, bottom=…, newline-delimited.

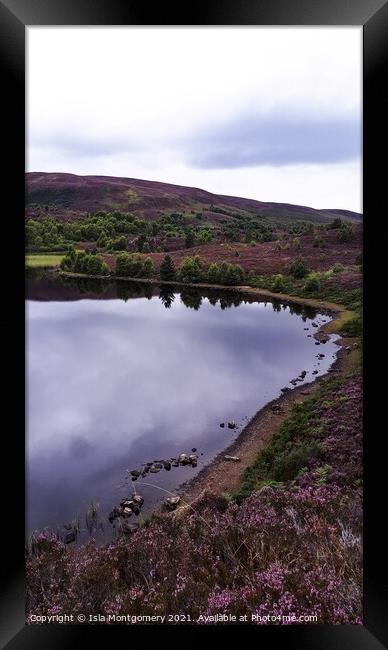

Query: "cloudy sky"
left=27, top=27, right=362, bottom=212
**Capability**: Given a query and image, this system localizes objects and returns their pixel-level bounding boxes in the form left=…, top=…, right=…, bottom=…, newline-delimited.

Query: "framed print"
left=0, top=0, right=386, bottom=647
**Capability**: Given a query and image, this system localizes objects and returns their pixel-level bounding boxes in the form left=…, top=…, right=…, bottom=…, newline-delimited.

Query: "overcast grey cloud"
left=187, top=114, right=361, bottom=169
left=28, top=27, right=362, bottom=211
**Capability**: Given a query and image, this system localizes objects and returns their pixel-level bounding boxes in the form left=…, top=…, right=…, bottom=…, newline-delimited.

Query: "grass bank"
left=26, top=253, right=65, bottom=268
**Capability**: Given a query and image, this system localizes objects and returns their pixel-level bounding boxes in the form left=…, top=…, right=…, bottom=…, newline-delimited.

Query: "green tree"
left=159, top=254, right=176, bottom=281
left=74, top=251, right=88, bottom=273
left=185, top=230, right=195, bottom=248
left=116, top=252, right=130, bottom=276
left=142, top=257, right=155, bottom=278
left=304, top=272, right=320, bottom=293
left=112, top=235, right=127, bottom=251
left=289, top=257, right=309, bottom=279
left=97, top=231, right=108, bottom=249
left=178, top=256, right=202, bottom=283
left=207, top=263, right=221, bottom=284
left=86, top=254, right=105, bottom=275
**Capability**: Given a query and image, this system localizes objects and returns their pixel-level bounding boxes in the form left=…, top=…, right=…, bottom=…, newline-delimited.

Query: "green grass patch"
left=25, top=253, right=64, bottom=268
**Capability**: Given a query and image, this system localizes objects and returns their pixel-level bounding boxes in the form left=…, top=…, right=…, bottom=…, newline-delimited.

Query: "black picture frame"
left=1, top=0, right=386, bottom=647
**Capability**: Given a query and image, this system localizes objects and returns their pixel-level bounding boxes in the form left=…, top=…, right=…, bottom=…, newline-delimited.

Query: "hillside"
left=26, top=172, right=362, bottom=225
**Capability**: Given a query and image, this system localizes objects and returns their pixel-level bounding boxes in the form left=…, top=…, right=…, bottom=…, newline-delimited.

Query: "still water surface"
left=26, top=276, right=339, bottom=535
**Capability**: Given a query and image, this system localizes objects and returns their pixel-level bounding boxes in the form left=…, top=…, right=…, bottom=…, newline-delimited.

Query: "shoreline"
left=58, top=269, right=353, bottom=326
left=54, top=269, right=358, bottom=512
left=178, top=331, right=358, bottom=506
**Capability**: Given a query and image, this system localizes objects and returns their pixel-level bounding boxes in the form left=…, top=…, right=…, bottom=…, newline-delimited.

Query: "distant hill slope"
left=26, top=172, right=362, bottom=224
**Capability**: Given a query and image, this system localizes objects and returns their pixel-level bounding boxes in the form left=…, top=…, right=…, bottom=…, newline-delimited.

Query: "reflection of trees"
left=205, top=289, right=242, bottom=310
left=143, top=283, right=153, bottom=301
left=303, top=305, right=318, bottom=320
left=25, top=267, right=44, bottom=281
left=272, top=300, right=282, bottom=312
left=219, top=294, right=243, bottom=310
left=159, top=287, right=175, bottom=309
left=116, top=281, right=156, bottom=302
left=77, top=278, right=108, bottom=295
left=116, top=281, right=136, bottom=302
left=180, top=289, right=202, bottom=310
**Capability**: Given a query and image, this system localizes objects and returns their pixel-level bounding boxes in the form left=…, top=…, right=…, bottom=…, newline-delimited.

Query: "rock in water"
left=163, top=495, right=181, bottom=511
left=219, top=422, right=225, bottom=428
left=64, top=530, right=77, bottom=544
left=227, top=421, right=236, bottom=429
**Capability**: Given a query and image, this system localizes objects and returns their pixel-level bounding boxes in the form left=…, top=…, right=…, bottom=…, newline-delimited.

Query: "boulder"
left=227, top=421, right=236, bottom=429
left=299, top=370, right=307, bottom=378
left=120, top=499, right=135, bottom=509
left=191, top=447, right=197, bottom=453
left=219, top=422, right=225, bottom=428
left=164, top=495, right=181, bottom=511
left=163, top=461, right=172, bottom=471
left=64, top=530, right=77, bottom=544
left=132, top=494, right=144, bottom=507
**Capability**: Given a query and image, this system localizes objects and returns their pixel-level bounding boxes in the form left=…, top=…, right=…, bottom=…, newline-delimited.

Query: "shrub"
left=337, top=224, right=353, bottom=243
left=272, top=274, right=284, bottom=293
left=304, top=272, right=321, bottom=293
left=341, top=315, right=362, bottom=337
left=332, top=263, right=344, bottom=273
left=328, top=217, right=343, bottom=229
left=289, top=257, right=309, bottom=279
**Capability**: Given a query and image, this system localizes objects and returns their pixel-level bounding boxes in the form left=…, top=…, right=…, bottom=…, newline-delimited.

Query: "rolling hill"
left=26, top=172, right=362, bottom=225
